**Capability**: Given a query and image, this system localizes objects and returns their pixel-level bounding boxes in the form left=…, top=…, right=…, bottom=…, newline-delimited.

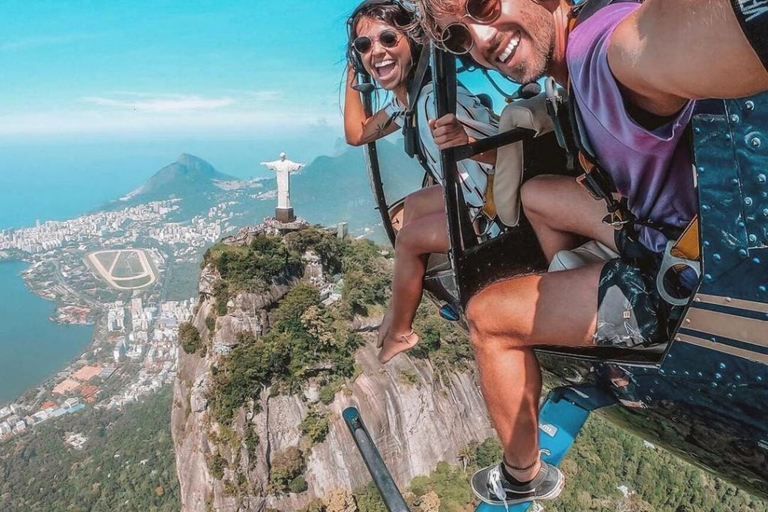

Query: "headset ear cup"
left=347, top=45, right=368, bottom=77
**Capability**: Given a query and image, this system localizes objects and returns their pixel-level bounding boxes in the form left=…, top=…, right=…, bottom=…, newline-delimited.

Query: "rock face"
left=172, top=229, right=494, bottom=512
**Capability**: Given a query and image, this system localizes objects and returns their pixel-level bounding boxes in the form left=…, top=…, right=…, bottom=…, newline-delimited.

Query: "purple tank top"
left=567, top=3, right=697, bottom=253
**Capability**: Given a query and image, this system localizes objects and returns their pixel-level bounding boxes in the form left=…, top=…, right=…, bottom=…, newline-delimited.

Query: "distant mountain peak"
left=123, top=154, right=238, bottom=204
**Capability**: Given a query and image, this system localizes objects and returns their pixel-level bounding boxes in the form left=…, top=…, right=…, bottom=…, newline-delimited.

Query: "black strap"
left=403, top=45, right=432, bottom=170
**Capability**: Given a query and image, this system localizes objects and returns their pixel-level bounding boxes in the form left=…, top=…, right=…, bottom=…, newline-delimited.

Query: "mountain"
left=125, top=153, right=237, bottom=202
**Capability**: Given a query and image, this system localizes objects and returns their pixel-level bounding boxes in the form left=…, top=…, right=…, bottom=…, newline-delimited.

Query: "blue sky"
left=0, top=0, right=361, bottom=141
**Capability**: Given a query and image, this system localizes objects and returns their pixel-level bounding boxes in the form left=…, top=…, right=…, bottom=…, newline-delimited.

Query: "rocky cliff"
left=171, top=224, right=494, bottom=512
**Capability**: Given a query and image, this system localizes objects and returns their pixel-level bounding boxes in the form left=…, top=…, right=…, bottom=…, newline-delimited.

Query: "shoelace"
left=487, top=466, right=510, bottom=512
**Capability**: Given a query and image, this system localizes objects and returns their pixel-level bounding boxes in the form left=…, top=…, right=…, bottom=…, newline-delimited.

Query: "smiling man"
left=414, top=0, right=768, bottom=506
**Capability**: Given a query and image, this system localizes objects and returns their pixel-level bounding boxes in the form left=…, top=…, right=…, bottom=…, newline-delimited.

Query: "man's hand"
left=429, top=114, right=469, bottom=150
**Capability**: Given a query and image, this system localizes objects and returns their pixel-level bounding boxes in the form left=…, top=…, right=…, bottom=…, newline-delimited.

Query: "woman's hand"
left=428, top=114, right=469, bottom=150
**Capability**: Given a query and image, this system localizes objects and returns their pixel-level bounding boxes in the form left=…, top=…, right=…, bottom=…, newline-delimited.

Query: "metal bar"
left=342, top=407, right=410, bottom=512
left=432, top=48, right=477, bottom=305
left=454, top=127, right=537, bottom=162
left=359, top=74, right=397, bottom=246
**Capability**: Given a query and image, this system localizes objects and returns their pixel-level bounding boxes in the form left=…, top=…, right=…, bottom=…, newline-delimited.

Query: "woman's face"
left=354, top=17, right=412, bottom=91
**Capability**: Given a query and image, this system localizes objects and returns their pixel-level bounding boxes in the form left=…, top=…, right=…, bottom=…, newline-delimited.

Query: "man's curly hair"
left=407, top=0, right=462, bottom=48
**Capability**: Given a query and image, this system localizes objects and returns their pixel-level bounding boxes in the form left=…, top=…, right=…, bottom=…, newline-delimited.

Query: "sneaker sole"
left=471, top=472, right=566, bottom=507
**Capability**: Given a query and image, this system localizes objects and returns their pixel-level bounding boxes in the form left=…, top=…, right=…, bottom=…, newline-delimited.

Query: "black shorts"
left=730, top=0, right=768, bottom=71
left=594, top=230, right=670, bottom=348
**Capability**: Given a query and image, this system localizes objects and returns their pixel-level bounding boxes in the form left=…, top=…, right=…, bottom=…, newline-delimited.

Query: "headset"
left=346, top=0, right=424, bottom=80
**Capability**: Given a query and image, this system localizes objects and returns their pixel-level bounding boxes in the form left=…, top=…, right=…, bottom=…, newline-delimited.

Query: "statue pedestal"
left=275, top=207, right=295, bottom=223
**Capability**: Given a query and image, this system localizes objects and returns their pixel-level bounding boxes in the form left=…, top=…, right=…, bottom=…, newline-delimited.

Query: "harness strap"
left=403, top=46, right=432, bottom=171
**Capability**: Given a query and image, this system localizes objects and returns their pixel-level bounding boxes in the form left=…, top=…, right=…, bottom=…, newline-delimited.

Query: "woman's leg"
left=379, top=210, right=449, bottom=363
left=402, top=185, right=445, bottom=227
left=380, top=185, right=445, bottom=346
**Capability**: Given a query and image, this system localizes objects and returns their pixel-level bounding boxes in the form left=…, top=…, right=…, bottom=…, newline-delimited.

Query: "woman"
left=344, top=0, right=498, bottom=364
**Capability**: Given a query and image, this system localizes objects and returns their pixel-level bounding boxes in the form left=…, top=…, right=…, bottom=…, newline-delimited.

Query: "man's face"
left=433, top=0, right=555, bottom=83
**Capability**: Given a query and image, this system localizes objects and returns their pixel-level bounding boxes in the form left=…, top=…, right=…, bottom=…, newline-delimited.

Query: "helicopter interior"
left=364, top=47, right=703, bottom=367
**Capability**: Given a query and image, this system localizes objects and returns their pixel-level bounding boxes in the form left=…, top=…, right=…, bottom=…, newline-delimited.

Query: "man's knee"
left=466, top=287, right=526, bottom=350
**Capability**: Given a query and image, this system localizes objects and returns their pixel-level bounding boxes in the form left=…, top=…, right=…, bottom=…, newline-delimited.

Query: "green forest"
left=0, top=390, right=179, bottom=512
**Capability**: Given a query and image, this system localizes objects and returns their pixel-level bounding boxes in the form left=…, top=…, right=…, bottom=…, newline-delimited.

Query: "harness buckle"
left=576, top=173, right=603, bottom=201
left=602, top=212, right=630, bottom=230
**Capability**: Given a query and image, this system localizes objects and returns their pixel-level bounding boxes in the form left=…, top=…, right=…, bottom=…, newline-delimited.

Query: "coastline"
left=0, top=258, right=97, bottom=407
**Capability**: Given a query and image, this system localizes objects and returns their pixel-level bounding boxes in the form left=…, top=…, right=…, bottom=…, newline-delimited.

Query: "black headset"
left=346, top=0, right=423, bottom=79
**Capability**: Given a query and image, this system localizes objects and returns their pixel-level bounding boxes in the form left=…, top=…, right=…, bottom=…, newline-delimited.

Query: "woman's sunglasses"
left=352, top=30, right=401, bottom=54
left=441, top=0, right=501, bottom=55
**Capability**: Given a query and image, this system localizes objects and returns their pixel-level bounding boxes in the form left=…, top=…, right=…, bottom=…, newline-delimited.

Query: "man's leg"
left=522, top=175, right=617, bottom=262
left=466, top=263, right=603, bottom=482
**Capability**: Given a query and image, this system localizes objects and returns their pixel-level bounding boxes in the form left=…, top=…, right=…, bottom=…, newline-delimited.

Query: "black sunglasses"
left=441, top=0, right=501, bottom=55
left=352, top=30, right=401, bottom=54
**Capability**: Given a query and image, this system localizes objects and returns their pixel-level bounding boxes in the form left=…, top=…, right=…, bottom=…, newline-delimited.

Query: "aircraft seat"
left=548, top=240, right=619, bottom=272
left=494, top=92, right=555, bottom=227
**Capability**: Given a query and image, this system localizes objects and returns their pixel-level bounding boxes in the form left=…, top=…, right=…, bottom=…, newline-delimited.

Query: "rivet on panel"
left=739, top=249, right=748, bottom=258
left=725, top=133, right=732, bottom=141
left=719, top=362, right=727, bottom=369
left=758, top=376, right=764, bottom=382
left=704, top=274, right=713, bottom=282
left=735, top=374, right=742, bottom=381
left=711, top=382, right=718, bottom=388
left=697, top=371, right=704, bottom=378
left=763, top=209, right=768, bottom=218
left=685, top=318, right=691, bottom=324
left=702, top=205, right=710, bottom=212
left=753, top=257, right=762, bottom=265
left=730, top=114, right=740, bottom=123
left=694, top=127, right=702, bottom=134
left=715, top=373, right=723, bottom=380
left=745, top=197, right=754, bottom=207
left=750, top=136, right=762, bottom=148
left=746, top=100, right=756, bottom=110
left=732, top=178, right=741, bottom=186
left=749, top=234, right=758, bottom=243
left=713, top=253, right=722, bottom=262
left=727, top=393, right=733, bottom=399
left=759, top=174, right=767, bottom=184
left=675, top=336, right=682, bottom=342
left=760, top=285, right=767, bottom=293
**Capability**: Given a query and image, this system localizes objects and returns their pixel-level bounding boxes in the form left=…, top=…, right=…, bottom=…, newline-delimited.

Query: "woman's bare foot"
left=377, top=308, right=394, bottom=349
left=378, top=330, right=419, bottom=364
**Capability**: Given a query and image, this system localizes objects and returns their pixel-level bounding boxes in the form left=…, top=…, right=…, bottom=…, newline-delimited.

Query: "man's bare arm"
left=608, top=0, right=768, bottom=117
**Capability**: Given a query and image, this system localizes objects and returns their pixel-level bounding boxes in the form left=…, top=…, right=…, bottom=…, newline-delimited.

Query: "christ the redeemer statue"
left=260, top=152, right=304, bottom=222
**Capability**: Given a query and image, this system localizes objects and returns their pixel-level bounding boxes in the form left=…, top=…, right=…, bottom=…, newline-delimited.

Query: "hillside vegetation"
left=0, top=389, right=179, bottom=512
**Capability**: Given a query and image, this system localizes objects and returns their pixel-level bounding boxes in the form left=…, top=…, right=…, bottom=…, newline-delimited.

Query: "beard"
left=508, top=1, right=555, bottom=83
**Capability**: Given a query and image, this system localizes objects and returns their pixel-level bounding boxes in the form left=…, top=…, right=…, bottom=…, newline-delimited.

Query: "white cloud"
left=82, top=94, right=235, bottom=113
left=244, top=90, right=284, bottom=102
left=0, top=34, right=93, bottom=52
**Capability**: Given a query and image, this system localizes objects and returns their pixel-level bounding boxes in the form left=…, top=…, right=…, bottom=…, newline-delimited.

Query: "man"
left=417, top=0, right=768, bottom=506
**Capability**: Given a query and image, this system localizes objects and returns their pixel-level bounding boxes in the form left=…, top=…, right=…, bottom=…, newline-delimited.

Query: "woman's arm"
left=429, top=115, right=497, bottom=165
left=344, top=65, right=400, bottom=146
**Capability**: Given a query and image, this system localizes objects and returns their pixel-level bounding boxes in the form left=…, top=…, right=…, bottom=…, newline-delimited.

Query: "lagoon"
left=0, top=260, right=93, bottom=405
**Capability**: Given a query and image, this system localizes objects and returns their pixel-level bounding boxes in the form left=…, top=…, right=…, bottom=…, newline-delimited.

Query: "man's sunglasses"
left=352, top=30, right=401, bottom=54
left=441, top=0, right=501, bottom=55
